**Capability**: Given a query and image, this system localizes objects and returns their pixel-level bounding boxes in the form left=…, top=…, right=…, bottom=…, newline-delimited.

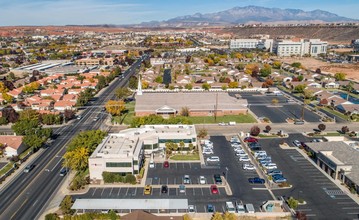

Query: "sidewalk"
left=296, top=147, right=359, bottom=205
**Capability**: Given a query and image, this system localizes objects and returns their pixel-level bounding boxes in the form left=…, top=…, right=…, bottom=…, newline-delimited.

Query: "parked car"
left=183, top=175, right=190, bottom=184
left=272, top=174, right=287, bottom=183
left=226, top=201, right=236, bottom=213
left=244, top=137, right=258, bottom=143
left=179, top=184, right=186, bottom=193
left=207, top=204, right=214, bottom=213
left=24, top=164, right=35, bottom=173
left=242, top=163, right=256, bottom=170
left=77, top=115, right=82, bottom=119
left=248, top=177, right=265, bottom=184
left=199, top=176, right=206, bottom=184
left=236, top=152, right=247, bottom=157
left=149, top=160, right=155, bottom=168
left=161, top=185, right=168, bottom=194
left=93, top=116, right=99, bottom=122
left=144, top=185, right=152, bottom=195
left=188, top=205, right=195, bottom=213
left=163, top=161, right=169, bottom=168
left=213, top=174, right=222, bottom=184
left=202, top=149, right=214, bottom=155
left=210, top=185, right=219, bottom=194
left=239, top=156, right=250, bottom=162
left=207, top=156, right=220, bottom=162
left=293, top=140, right=302, bottom=147
left=235, top=202, right=246, bottom=214
left=254, top=151, right=267, bottom=157
left=267, top=169, right=283, bottom=176
left=245, top=204, right=255, bottom=213
left=263, top=163, right=277, bottom=170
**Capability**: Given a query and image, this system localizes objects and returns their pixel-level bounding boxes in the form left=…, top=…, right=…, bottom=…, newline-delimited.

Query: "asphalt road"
left=0, top=54, right=148, bottom=220
left=257, top=134, right=359, bottom=219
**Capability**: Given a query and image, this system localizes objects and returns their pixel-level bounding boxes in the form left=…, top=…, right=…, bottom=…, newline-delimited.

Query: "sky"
left=1, top=0, right=358, bottom=26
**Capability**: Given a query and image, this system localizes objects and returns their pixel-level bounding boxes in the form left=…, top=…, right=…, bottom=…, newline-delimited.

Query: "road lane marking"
left=101, top=188, right=105, bottom=196
left=10, top=198, right=28, bottom=219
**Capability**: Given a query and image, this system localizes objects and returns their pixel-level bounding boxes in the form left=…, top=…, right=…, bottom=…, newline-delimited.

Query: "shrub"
left=341, top=126, right=349, bottom=134
left=60, top=195, right=74, bottom=215
left=318, top=124, right=326, bottom=132
left=125, top=174, right=136, bottom=184
left=45, top=213, right=60, bottom=220
left=70, top=172, right=88, bottom=190
left=265, top=125, right=271, bottom=132
left=287, top=197, right=298, bottom=209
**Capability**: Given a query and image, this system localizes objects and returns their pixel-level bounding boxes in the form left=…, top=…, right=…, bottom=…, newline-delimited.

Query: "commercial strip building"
left=71, top=199, right=188, bottom=213
left=305, top=141, right=359, bottom=194
left=89, top=125, right=197, bottom=181
left=229, top=38, right=327, bottom=57
left=134, top=92, right=248, bottom=117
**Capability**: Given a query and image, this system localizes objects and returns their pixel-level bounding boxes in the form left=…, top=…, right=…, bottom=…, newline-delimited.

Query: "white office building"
left=230, top=39, right=274, bottom=52
left=89, top=124, right=197, bottom=180
left=274, top=39, right=327, bottom=57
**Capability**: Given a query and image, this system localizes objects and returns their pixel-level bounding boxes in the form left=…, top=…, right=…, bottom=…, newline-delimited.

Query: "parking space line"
left=101, top=188, right=105, bottom=196
left=166, top=178, right=168, bottom=185
left=92, top=188, right=97, bottom=197
left=182, top=163, right=185, bottom=169
left=126, top=187, right=129, bottom=196
left=222, top=205, right=225, bottom=212
left=134, top=188, right=137, bottom=196
left=109, top=187, right=113, bottom=196
left=347, top=212, right=359, bottom=215
left=201, top=188, right=204, bottom=196
left=158, top=178, right=161, bottom=184
left=338, top=202, right=357, bottom=204
left=117, top=188, right=121, bottom=196
left=203, top=205, right=206, bottom=213
left=193, top=188, right=195, bottom=196
left=189, top=163, right=191, bottom=169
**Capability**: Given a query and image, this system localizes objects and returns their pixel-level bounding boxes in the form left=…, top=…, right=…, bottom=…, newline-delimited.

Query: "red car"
left=210, top=185, right=219, bottom=194
left=244, top=137, right=258, bottom=143
left=163, top=161, right=169, bottom=168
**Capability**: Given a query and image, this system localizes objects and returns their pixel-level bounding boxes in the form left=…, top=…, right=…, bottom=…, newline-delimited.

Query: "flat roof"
left=135, top=92, right=247, bottom=112
left=72, top=199, right=188, bottom=210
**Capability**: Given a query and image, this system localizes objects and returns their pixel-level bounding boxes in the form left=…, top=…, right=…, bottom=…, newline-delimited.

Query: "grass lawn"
left=0, top=162, right=14, bottom=176
left=321, top=107, right=350, bottom=121
left=312, top=132, right=344, bottom=137
left=258, top=134, right=280, bottom=138
left=19, top=148, right=32, bottom=160
left=188, top=114, right=257, bottom=124
left=113, top=101, right=135, bottom=125
left=170, top=153, right=200, bottom=161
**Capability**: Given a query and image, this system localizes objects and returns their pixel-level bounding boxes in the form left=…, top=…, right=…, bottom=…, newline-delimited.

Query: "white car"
left=231, top=143, right=241, bottom=147
left=254, top=151, right=267, bottom=158
left=149, top=160, right=155, bottom=168
left=236, top=152, right=247, bottom=157
left=207, top=156, right=220, bottom=162
left=199, top=176, right=206, bottom=184
left=188, top=205, right=195, bottom=213
left=202, top=149, right=214, bottom=155
left=242, top=163, right=256, bottom=170
left=293, top=140, right=302, bottom=147
left=263, top=163, right=277, bottom=170
left=239, top=156, right=250, bottom=162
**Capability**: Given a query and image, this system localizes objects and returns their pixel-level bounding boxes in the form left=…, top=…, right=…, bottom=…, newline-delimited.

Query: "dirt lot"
left=278, top=57, right=359, bottom=81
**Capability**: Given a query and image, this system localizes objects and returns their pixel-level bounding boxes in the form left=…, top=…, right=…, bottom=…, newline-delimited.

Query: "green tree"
left=287, top=197, right=298, bottom=209
left=202, top=83, right=211, bottom=90
left=115, top=87, right=132, bottom=100
left=12, top=119, right=40, bottom=135
left=272, top=61, right=282, bottom=69
left=291, top=62, right=302, bottom=68
left=96, top=75, right=107, bottom=90
left=60, top=195, right=74, bottom=215
left=334, top=72, right=346, bottom=81
left=185, top=83, right=193, bottom=90
left=23, top=134, right=44, bottom=149
left=228, top=81, right=238, bottom=88
left=294, top=84, right=307, bottom=93
left=45, top=213, right=59, bottom=220
left=129, top=76, right=138, bottom=89
left=19, top=109, right=40, bottom=121
left=180, top=107, right=189, bottom=117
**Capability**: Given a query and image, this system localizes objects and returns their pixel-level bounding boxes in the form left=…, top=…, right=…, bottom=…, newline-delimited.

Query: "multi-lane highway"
left=0, top=54, right=147, bottom=220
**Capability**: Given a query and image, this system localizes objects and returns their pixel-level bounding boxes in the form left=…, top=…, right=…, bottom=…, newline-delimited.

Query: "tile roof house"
left=336, top=104, right=359, bottom=115
left=0, top=135, right=26, bottom=158
left=54, top=100, right=76, bottom=111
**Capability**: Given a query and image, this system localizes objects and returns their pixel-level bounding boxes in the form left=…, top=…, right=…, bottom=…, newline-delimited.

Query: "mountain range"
left=138, top=6, right=357, bottom=27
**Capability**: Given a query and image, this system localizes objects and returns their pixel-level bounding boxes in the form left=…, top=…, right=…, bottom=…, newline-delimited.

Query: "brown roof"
left=0, top=135, right=24, bottom=149
left=121, top=211, right=183, bottom=220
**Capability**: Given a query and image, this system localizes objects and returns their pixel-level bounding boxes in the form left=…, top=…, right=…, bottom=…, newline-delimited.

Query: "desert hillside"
left=225, top=25, right=359, bottom=43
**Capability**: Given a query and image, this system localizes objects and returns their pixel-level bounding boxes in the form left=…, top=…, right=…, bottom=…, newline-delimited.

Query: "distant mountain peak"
left=139, top=6, right=356, bottom=27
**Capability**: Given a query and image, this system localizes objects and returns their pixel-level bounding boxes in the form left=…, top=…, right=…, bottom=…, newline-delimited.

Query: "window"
left=106, top=162, right=132, bottom=168
left=143, top=144, right=152, bottom=149
left=153, top=143, right=158, bottom=149
left=133, top=160, right=138, bottom=165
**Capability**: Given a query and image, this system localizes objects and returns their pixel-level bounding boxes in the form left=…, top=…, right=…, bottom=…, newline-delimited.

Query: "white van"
left=226, top=202, right=236, bottom=213
left=245, top=203, right=255, bottom=213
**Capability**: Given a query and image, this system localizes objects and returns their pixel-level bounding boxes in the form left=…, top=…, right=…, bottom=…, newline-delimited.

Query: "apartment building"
left=230, top=39, right=274, bottom=52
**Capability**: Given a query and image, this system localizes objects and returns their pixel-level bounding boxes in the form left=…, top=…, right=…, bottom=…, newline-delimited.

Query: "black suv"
left=213, top=174, right=222, bottom=184
left=161, top=185, right=168, bottom=194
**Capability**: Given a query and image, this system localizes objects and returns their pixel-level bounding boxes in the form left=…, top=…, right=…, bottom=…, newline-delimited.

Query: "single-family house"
left=54, top=100, right=76, bottom=111
left=336, top=104, right=359, bottom=115
left=0, top=135, right=26, bottom=158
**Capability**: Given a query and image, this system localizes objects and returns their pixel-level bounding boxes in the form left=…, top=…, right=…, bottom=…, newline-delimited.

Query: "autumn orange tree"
left=105, top=100, right=126, bottom=116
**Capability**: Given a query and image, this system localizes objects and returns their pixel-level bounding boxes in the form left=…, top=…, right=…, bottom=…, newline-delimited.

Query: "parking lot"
left=257, top=134, right=359, bottom=219
left=238, top=93, right=322, bottom=123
